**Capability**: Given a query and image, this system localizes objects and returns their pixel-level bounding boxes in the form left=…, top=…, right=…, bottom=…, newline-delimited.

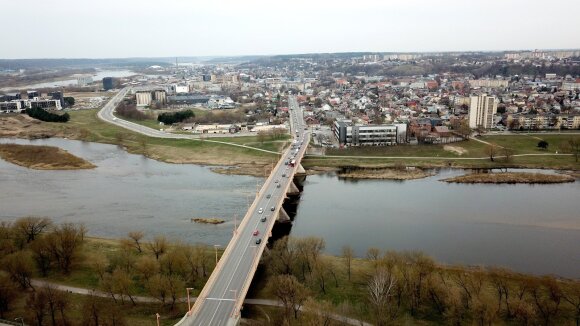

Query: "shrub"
left=26, top=107, right=69, bottom=123
left=157, top=110, right=194, bottom=125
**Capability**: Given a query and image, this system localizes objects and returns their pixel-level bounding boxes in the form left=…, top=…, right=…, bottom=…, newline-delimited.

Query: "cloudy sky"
left=2, top=0, right=579, bottom=59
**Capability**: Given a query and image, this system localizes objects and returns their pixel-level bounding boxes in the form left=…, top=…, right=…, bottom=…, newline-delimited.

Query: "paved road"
left=96, top=87, right=280, bottom=154
left=179, top=96, right=309, bottom=325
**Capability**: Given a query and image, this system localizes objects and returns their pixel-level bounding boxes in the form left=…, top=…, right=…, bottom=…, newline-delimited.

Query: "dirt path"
left=30, top=279, right=371, bottom=326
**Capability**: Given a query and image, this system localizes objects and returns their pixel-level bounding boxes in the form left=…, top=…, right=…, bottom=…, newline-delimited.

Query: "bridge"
left=173, top=96, right=309, bottom=325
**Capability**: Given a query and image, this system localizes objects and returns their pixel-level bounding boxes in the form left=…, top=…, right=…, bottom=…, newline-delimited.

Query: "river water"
left=0, top=138, right=578, bottom=277
left=0, top=138, right=259, bottom=246
left=1, top=70, right=140, bottom=91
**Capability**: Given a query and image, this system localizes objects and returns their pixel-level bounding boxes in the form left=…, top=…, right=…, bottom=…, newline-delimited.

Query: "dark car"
left=255, top=238, right=262, bottom=244
left=270, top=206, right=275, bottom=211
left=261, top=217, right=266, bottom=222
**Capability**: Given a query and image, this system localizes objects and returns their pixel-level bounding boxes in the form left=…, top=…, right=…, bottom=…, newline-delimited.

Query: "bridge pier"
left=286, top=181, right=300, bottom=196
left=295, top=163, right=306, bottom=175
left=277, top=207, right=291, bottom=223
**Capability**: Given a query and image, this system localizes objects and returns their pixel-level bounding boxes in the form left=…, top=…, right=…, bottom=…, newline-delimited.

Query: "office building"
left=334, top=119, right=401, bottom=146
left=103, top=77, right=115, bottom=90
left=469, top=94, right=498, bottom=129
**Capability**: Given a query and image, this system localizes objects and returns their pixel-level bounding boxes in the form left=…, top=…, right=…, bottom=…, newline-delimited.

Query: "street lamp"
left=214, top=244, right=221, bottom=265
left=186, top=287, right=194, bottom=316
left=155, top=313, right=160, bottom=326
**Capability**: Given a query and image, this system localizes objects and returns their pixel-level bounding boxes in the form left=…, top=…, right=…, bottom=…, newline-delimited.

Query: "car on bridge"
left=253, top=230, right=259, bottom=236
left=258, top=208, right=263, bottom=214
left=277, top=184, right=281, bottom=188
left=256, top=238, right=262, bottom=244
left=270, top=206, right=275, bottom=211
left=266, top=194, right=271, bottom=198
left=261, top=217, right=266, bottom=222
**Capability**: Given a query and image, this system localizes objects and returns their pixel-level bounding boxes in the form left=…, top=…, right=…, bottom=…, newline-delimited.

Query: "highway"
left=177, top=96, right=309, bottom=325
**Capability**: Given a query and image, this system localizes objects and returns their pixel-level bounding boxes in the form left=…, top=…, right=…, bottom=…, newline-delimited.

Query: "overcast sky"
left=2, top=0, right=579, bottom=59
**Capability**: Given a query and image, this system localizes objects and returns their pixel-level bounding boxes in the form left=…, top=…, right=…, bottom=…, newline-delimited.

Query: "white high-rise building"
left=469, top=94, right=498, bottom=129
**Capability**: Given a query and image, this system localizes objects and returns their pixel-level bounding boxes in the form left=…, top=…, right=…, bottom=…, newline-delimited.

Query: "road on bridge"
left=178, top=96, right=309, bottom=325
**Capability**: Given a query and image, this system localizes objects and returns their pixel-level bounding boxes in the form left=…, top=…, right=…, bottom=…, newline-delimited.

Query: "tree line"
left=261, top=236, right=580, bottom=325
left=26, top=107, right=70, bottom=123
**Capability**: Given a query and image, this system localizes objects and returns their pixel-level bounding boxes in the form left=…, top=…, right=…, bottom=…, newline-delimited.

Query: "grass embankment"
left=443, top=172, right=576, bottom=184
left=0, top=143, right=95, bottom=170
left=306, top=134, right=580, bottom=170
left=337, top=167, right=433, bottom=180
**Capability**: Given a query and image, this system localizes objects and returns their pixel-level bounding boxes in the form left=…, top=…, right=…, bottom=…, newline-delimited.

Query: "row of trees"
left=26, top=107, right=70, bottom=123
left=157, top=110, right=194, bottom=125
left=262, top=236, right=580, bottom=325
left=0, top=218, right=216, bottom=324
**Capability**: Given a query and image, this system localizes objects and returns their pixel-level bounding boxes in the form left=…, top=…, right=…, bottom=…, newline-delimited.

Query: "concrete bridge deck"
left=176, top=96, right=308, bottom=325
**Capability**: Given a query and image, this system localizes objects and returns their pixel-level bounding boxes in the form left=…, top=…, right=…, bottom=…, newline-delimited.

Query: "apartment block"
left=469, top=94, right=497, bottom=129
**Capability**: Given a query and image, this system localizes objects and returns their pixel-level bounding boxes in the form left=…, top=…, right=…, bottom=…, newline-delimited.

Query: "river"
left=0, top=138, right=259, bottom=246
left=0, top=138, right=578, bottom=277
left=1, top=70, right=140, bottom=91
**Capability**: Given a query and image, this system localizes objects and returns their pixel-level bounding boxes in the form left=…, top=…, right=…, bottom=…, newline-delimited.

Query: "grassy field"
left=40, top=109, right=282, bottom=167
left=315, top=135, right=580, bottom=170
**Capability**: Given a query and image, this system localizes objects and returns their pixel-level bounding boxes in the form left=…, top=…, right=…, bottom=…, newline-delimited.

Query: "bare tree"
left=13, top=216, right=52, bottom=244
left=569, top=137, right=580, bottom=162
left=148, top=236, right=167, bottom=260
left=134, top=255, right=159, bottom=282
left=112, top=268, right=136, bottom=305
left=563, top=282, right=580, bottom=326
left=0, top=275, right=18, bottom=318
left=368, top=267, right=397, bottom=326
left=46, top=223, right=86, bottom=274
left=486, top=144, right=498, bottom=162
left=127, top=231, right=144, bottom=253
left=2, top=251, right=34, bottom=289
left=341, top=245, right=354, bottom=281
left=269, top=274, right=310, bottom=320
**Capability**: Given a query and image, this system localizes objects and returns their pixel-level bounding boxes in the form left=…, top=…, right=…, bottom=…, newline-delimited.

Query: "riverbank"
left=0, top=143, right=95, bottom=170
left=14, top=234, right=580, bottom=325
left=337, top=167, right=433, bottom=180
left=442, top=172, right=576, bottom=184
left=191, top=218, right=225, bottom=224
left=0, top=111, right=283, bottom=174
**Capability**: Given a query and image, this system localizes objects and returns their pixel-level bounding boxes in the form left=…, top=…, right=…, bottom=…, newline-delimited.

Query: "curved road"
left=96, top=87, right=280, bottom=154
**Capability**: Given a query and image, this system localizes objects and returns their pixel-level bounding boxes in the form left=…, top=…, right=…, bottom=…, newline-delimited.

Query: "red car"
left=253, top=230, right=259, bottom=236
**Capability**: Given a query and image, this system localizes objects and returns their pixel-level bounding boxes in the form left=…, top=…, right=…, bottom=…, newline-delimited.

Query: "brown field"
left=0, top=143, right=95, bottom=170
left=442, top=172, right=575, bottom=184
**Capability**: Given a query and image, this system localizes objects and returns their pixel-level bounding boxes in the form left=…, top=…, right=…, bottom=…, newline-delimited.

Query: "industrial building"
left=134, top=87, right=167, bottom=107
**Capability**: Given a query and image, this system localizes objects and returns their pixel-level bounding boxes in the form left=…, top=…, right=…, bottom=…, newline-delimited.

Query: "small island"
left=0, top=143, right=95, bottom=170
left=442, top=172, right=575, bottom=184
left=337, top=167, right=433, bottom=180
left=191, top=218, right=225, bottom=225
